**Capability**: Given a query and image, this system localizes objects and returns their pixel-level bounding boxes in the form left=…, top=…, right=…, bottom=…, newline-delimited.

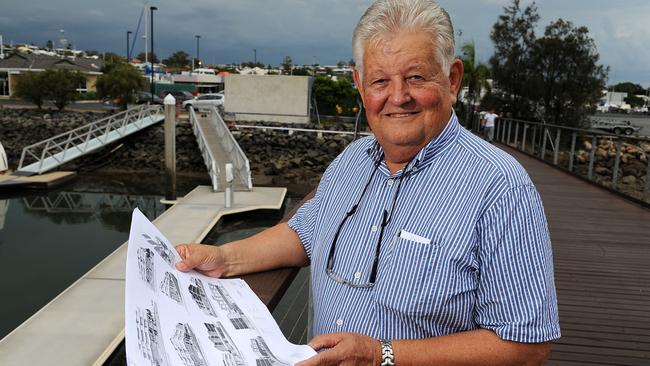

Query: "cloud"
left=0, top=0, right=647, bottom=84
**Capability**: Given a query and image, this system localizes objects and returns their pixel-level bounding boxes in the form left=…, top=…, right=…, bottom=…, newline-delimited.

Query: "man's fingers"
left=295, top=350, right=334, bottom=366
left=174, top=244, right=203, bottom=272
left=308, top=333, right=342, bottom=351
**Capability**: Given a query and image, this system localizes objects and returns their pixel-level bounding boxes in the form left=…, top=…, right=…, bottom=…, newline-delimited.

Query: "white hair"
left=352, top=0, right=455, bottom=78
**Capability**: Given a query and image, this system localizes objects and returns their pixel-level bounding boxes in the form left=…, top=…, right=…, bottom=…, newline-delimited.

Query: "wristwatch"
left=379, top=339, right=395, bottom=366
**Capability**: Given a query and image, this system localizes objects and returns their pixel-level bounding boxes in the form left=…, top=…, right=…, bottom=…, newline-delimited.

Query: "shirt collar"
left=366, top=110, right=461, bottom=174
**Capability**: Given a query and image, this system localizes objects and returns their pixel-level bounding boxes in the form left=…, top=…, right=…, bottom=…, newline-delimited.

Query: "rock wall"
left=559, top=138, right=650, bottom=200
left=0, top=109, right=352, bottom=188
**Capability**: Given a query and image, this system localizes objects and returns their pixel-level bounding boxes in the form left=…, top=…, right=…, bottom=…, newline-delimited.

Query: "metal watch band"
left=379, top=339, right=395, bottom=366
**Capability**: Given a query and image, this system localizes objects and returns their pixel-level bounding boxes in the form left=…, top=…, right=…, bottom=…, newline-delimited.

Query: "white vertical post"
left=0, top=141, right=7, bottom=172
left=164, top=94, right=176, bottom=201
left=225, top=163, right=234, bottom=208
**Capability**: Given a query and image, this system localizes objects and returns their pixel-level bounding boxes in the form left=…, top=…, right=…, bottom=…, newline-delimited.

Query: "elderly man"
left=176, top=0, right=561, bottom=364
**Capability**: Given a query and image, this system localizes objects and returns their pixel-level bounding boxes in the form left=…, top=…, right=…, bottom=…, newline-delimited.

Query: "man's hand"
left=296, top=332, right=380, bottom=366
left=175, top=243, right=226, bottom=277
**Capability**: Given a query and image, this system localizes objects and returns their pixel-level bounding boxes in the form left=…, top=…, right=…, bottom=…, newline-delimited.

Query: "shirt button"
left=387, top=179, right=394, bottom=186
left=354, top=271, right=361, bottom=279
left=371, top=225, right=378, bottom=232
left=412, top=166, right=418, bottom=172
left=336, top=319, right=344, bottom=326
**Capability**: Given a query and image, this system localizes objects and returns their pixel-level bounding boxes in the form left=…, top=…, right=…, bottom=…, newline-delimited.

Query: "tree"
left=531, top=19, right=608, bottom=126
left=240, top=61, right=265, bottom=68
left=612, top=82, right=646, bottom=96
left=163, top=51, right=191, bottom=68
left=291, top=67, right=312, bottom=76
left=489, top=0, right=539, bottom=118
left=46, top=40, right=54, bottom=50
left=14, top=72, right=46, bottom=109
left=281, top=56, right=293, bottom=74
left=625, top=94, right=645, bottom=108
left=40, top=69, right=86, bottom=110
left=136, top=52, right=159, bottom=64
left=460, top=42, right=490, bottom=107
left=336, top=60, right=346, bottom=68
left=96, top=61, right=145, bottom=110
left=102, top=52, right=125, bottom=63
left=312, top=76, right=358, bottom=116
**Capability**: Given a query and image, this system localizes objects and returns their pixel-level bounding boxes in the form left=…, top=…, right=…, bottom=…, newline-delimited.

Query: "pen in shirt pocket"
left=398, top=229, right=432, bottom=244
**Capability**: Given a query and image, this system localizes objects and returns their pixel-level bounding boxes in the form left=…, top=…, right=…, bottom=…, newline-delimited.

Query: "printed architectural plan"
left=126, top=208, right=316, bottom=366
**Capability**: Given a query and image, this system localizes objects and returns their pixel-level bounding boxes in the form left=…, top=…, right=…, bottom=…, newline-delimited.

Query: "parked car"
left=135, top=91, right=163, bottom=105
left=182, top=92, right=225, bottom=110
left=158, top=90, right=194, bottom=103
left=590, top=119, right=641, bottom=135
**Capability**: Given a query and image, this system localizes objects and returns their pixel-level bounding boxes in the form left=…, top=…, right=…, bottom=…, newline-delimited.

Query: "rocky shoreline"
left=2, top=108, right=649, bottom=201
left=0, top=109, right=352, bottom=193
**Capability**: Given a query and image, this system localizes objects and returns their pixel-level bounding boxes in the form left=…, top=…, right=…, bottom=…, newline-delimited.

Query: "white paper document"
left=126, top=208, right=316, bottom=366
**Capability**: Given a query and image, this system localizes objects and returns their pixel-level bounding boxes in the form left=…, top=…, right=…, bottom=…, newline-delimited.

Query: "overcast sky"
left=1, top=0, right=648, bottom=87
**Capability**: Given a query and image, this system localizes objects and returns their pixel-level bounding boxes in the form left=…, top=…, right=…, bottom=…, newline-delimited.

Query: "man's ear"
left=448, top=59, right=463, bottom=104
left=353, top=67, right=365, bottom=106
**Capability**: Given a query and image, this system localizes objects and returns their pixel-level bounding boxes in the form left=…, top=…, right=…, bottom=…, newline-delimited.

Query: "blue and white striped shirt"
left=288, top=112, right=561, bottom=343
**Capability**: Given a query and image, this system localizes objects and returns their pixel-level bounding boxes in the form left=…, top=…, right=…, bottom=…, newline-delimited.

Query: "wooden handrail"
left=239, top=189, right=316, bottom=310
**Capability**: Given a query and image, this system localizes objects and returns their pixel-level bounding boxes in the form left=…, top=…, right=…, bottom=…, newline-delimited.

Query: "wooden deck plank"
left=502, top=146, right=650, bottom=365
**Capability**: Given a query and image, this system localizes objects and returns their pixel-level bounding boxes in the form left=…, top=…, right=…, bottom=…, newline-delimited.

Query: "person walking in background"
left=483, top=108, right=499, bottom=142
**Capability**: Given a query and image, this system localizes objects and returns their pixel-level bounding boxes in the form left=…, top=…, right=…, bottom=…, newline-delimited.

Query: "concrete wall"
left=224, top=74, right=313, bottom=124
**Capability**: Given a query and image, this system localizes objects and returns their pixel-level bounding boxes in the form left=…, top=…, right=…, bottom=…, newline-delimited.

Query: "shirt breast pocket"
left=373, top=230, right=440, bottom=315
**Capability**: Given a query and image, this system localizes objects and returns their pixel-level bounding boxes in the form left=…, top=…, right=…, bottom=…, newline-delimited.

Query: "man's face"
left=354, top=32, right=462, bottom=158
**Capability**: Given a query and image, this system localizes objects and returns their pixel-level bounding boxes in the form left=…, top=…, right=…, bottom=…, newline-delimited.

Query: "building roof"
left=0, top=53, right=103, bottom=73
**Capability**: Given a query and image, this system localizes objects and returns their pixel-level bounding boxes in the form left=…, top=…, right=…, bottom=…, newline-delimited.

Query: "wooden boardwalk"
left=503, top=146, right=650, bottom=365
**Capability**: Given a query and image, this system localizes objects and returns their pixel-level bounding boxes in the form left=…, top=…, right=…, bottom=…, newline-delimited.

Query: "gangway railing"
left=208, top=106, right=252, bottom=190
left=17, top=104, right=164, bottom=175
left=189, top=108, right=220, bottom=191
left=189, top=107, right=252, bottom=192
left=468, top=115, right=650, bottom=204
left=23, top=192, right=164, bottom=215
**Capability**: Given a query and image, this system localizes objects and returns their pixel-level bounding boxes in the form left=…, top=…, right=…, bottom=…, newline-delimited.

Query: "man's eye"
left=407, top=75, right=424, bottom=81
left=371, top=79, right=387, bottom=85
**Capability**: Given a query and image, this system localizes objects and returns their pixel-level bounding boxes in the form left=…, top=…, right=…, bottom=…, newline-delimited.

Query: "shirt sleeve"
left=474, top=184, right=561, bottom=343
left=287, top=154, right=341, bottom=260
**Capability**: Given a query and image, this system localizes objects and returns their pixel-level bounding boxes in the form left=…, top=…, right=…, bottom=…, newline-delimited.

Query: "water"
left=0, top=190, right=165, bottom=340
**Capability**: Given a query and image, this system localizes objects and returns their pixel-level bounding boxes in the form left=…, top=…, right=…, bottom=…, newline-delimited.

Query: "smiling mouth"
left=385, top=112, right=419, bottom=118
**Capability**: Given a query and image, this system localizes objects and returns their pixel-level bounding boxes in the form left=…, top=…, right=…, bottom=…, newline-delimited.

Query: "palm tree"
left=460, top=42, right=490, bottom=108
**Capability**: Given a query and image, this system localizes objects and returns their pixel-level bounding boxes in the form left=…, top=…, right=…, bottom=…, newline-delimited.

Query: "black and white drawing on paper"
left=209, top=283, right=254, bottom=330
left=137, top=248, right=156, bottom=291
left=170, top=323, right=208, bottom=366
left=135, top=301, right=171, bottom=366
left=188, top=277, right=217, bottom=317
left=160, top=272, right=184, bottom=305
left=205, top=322, right=247, bottom=366
left=250, top=336, right=289, bottom=366
left=142, top=233, right=175, bottom=268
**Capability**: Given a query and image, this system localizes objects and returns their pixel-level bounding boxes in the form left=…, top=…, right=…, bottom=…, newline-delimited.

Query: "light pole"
left=253, top=49, right=257, bottom=65
left=150, top=6, right=157, bottom=104
left=195, top=35, right=201, bottom=70
left=126, top=31, right=132, bottom=61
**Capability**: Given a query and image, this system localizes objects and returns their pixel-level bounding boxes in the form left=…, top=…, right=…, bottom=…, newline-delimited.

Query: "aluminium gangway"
left=189, top=106, right=252, bottom=192
left=16, top=104, right=164, bottom=176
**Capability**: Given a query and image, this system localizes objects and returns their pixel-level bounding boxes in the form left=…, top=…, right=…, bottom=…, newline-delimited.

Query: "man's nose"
left=388, top=79, right=412, bottom=105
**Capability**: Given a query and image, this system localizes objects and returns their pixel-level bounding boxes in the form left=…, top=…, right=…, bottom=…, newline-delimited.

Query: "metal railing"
left=209, top=106, right=252, bottom=190
left=23, top=192, right=164, bottom=215
left=469, top=115, right=650, bottom=204
left=189, top=108, right=220, bottom=191
left=233, top=124, right=373, bottom=138
left=17, top=104, right=163, bottom=175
